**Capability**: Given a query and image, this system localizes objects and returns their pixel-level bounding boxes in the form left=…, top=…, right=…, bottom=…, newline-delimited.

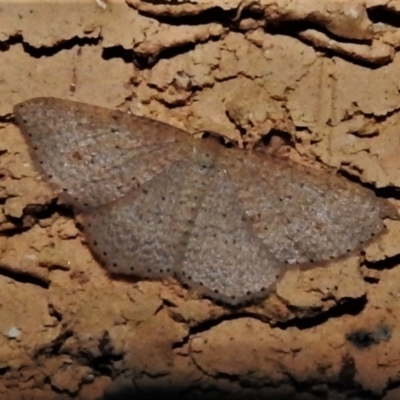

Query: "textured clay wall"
left=2, top=1, right=400, bottom=399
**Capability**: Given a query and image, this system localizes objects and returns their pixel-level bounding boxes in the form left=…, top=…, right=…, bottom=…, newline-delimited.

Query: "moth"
left=14, top=97, right=399, bottom=305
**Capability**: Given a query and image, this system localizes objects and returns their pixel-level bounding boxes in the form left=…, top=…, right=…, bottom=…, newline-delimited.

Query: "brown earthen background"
left=2, top=0, right=400, bottom=399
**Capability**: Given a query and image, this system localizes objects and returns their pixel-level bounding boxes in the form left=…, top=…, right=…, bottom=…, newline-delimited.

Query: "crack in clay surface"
left=13, top=97, right=399, bottom=305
